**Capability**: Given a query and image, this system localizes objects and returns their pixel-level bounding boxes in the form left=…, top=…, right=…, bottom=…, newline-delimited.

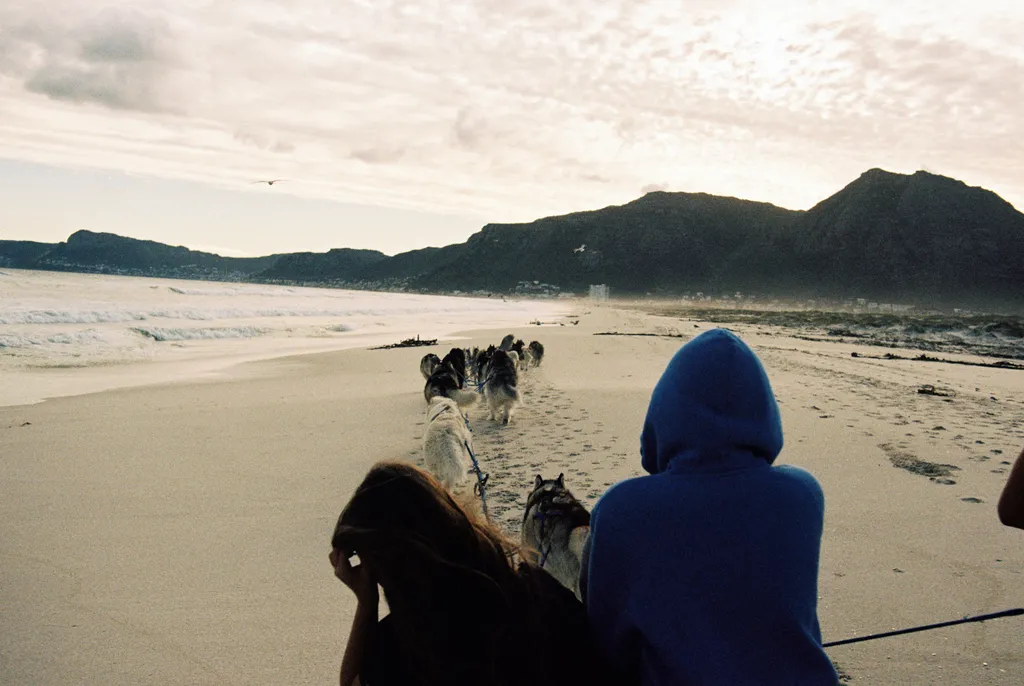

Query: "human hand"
left=330, top=549, right=378, bottom=605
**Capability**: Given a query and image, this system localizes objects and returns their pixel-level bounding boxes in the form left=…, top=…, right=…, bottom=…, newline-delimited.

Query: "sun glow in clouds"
left=1, top=0, right=1023, bottom=254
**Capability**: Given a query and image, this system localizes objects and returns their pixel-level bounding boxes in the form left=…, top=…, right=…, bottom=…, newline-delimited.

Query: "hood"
left=640, top=328, right=783, bottom=474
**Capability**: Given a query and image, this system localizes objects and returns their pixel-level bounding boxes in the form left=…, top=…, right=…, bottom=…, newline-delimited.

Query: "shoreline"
left=1, top=267, right=574, bottom=406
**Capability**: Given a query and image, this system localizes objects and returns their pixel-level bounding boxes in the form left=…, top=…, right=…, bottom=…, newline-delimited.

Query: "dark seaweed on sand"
left=880, top=443, right=960, bottom=479
left=370, top=335, right=438, bottom=350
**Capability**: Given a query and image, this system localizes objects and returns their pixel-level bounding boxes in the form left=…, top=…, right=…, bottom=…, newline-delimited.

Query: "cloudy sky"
left=2, top=0, right=1023, bottom=256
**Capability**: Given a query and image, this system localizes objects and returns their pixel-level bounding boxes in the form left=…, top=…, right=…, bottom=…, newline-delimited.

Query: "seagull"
left=573, top=244, right=586, bottom=253
left=251, top=179, right=284, bottom=186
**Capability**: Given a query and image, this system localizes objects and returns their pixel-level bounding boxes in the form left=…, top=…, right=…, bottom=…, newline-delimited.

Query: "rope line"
left=824, top=608, right=1024, bottom=647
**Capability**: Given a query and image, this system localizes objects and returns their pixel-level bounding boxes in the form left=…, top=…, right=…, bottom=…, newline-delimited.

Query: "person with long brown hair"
left=329, top=461, right=616, bottom=686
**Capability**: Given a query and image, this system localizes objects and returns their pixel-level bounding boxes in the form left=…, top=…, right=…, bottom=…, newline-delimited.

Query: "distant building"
left=588, top=284, right=610, bottom=300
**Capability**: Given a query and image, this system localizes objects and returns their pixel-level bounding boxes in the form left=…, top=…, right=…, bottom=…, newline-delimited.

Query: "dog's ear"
left=557, top=473, right=565, bottom=487
left=534, top=474, right=543, bottom=489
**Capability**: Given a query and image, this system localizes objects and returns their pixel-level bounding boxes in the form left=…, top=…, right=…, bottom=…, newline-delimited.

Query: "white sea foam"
left=0, top=269, right=570, bottom=405
left=0, top=329, right=107, bottom=348
left=132, top=326, right=269, bottom=341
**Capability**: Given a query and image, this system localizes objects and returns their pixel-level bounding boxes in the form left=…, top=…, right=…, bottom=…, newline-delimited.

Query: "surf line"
left=824, top=607, right=1023, bottom=647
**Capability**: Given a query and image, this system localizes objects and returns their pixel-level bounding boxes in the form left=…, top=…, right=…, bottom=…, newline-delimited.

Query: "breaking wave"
left=131, top=326, right=269, bottom=342
left=0, top=306, right=457, bottom=325
left=0, top=329, right=106, bottom=348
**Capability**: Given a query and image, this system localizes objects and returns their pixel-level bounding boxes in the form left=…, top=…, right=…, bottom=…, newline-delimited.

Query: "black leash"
left=460, top=411, right=489, bottom=520
left=824, top=608, right=1024, bottom=648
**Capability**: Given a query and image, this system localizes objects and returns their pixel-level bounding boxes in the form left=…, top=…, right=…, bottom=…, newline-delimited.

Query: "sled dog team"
left=330, top=330, right=841, bottom=686
left=417, top=334, right=580, bottom=595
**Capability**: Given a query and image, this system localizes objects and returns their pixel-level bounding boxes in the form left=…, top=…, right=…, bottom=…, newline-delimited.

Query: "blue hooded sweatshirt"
left=583, top=329, right=837, bottom=685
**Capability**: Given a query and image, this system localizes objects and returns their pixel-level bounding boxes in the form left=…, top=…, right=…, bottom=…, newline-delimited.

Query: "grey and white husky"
left=419, top=353, right=442, bottom=380
left=483, top=349, right=520, bottom=424
left=521, top=473, right=591, bottom=599
left=423, top=397, right=474, bottom=492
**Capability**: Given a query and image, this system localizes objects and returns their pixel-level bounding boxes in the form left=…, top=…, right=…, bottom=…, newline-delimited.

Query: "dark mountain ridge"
left=3, top=168, right=1022, bottom=311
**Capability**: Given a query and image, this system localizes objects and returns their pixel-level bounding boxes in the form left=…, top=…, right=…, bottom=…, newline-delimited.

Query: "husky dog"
left=484, top=349, right=519, bottom=424
left=507, top=349, right=520, bottom=369
left=419, top=353, right=442, bottom=380
left=521, top=474, right=591, bottom=599
left=499, top=333, right=515, bottom=351
left=441, top=348, right=468, bottom=388
left=423, top=397, right=474, bottom=492
left=510, top=340, right=530, bottom=371
left=424, top=366, right=479, bottom=407
left=473, top=345, right=495, bottom=381
left=528, top=340, right=545, bottom=367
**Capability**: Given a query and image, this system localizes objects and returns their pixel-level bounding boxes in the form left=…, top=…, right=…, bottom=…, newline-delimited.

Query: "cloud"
left=0, top=0, right=1022, bottom=226
left=350, top=147, right=406, bottom=165
left=234, top=130, right=295, bottom=154
left=1, top=5, right=178, bottom=113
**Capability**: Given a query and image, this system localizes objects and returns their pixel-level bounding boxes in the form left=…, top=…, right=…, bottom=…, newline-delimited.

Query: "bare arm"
left=998, top=447, right=1024, bottom=530
left=330, top=550, right=380, bottom=686
left=339, top=598, right=377, bottom=686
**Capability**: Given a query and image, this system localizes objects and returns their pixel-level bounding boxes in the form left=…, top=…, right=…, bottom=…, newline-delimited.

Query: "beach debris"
left=851, top=351, right=1024, bottom=371
left=917, top=384, right=955, bottom=397
left=880, top=443, right=960, bottom=480
left=370, top=335, right=437, bottom=350
left=20, top=421, right=31, bottom=426
left=893, top=568, right=904, bottom=573
left=961, top=497, right=984, bottom=504
left=594, top=331, right=687, bottom=338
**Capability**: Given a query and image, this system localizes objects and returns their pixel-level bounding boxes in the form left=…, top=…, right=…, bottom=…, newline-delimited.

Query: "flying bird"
left=251, top=179, right=284, bottom=186
left=573, top=244, right=586, bottom=253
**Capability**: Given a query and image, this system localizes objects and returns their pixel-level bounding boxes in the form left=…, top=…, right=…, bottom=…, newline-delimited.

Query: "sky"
left=1, top=0, right=1023, bottom=257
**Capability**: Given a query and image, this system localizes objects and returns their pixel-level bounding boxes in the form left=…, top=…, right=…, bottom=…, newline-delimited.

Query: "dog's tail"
left=569, top=526, right=590, bottom=561
left=449, top=388, right=480, bottom=408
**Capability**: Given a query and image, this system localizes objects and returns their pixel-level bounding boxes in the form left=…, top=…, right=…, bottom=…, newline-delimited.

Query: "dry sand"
left=2, top=305, right=1022, bottom=684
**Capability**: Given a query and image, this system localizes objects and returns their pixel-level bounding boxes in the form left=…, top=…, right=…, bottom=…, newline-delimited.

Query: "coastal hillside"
left=0, top=230, right=282, bottom=281
left=400, top=191, right=799, bottom=294
left=3, top=168, right=1023, bottom=310
left=749, top=169, right=1024, bottom=310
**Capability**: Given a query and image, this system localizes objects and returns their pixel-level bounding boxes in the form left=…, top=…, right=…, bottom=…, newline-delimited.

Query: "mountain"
left=748, top=169, right=1024, bottom=309
left=3, top=168, right=1022, bottom=310
left=0, top=239, right=51, bottom=267
left=255, top=248, right=387, bottom=282
left=401, top=192, right=799, bottom=294
left=2, top=230, right=283, bottom=280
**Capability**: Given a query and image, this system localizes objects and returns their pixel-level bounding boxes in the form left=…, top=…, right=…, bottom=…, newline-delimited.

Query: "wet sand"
left=1, top=305, right=1022, bottom=683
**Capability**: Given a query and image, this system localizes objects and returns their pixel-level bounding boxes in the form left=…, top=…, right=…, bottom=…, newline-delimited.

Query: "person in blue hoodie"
left=582, top=328, right=838, bottom=685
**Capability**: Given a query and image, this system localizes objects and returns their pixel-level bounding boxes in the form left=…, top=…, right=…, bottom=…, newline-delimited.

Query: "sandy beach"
left=2, top=304, right=1023, bottom=684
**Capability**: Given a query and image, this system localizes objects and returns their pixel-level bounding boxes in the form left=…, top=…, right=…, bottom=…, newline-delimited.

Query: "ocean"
left=0, top=269, right=567, bottom=406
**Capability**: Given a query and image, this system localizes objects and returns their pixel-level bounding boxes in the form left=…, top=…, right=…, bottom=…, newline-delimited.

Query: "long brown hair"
left=331, top=462, right=528, bottom=683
